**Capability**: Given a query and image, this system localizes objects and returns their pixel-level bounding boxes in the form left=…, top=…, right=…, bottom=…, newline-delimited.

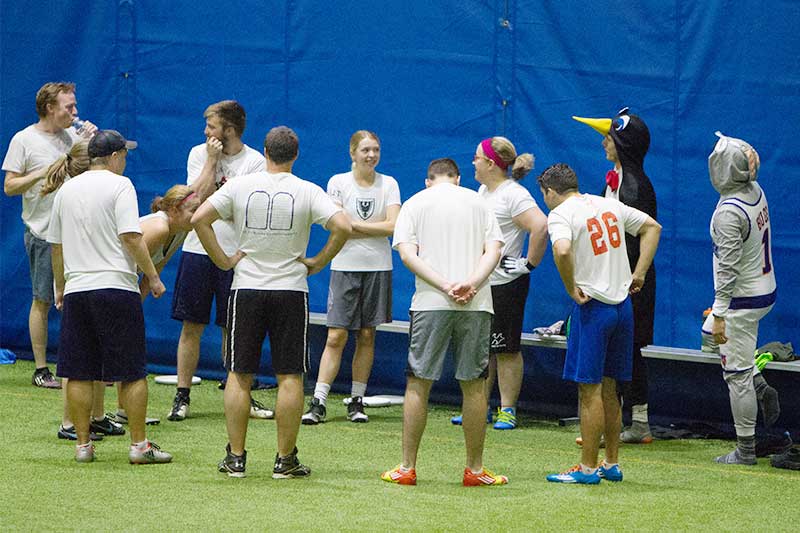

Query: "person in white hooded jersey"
left=703, top=132, right=777, bottom=466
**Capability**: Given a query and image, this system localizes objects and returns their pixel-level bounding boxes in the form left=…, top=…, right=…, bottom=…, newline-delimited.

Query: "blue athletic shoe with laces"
left=546, top=465, right=601, bottom=484
left=493, top=407, right=517, bottom=430
left=598, top=462, right=623, bottom=482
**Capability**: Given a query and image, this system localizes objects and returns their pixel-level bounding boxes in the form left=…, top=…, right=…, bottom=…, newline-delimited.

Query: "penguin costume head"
left=572, top=107, right=656, bottom=218
left=573, top=107, right=650, bottom=172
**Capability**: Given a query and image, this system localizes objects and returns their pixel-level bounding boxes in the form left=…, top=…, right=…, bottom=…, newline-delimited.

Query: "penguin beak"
left=572, top=116, right=612, bottom=136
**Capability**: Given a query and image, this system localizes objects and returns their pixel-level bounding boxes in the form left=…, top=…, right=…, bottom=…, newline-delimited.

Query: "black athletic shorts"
left=224, top=289, right=309, bottom=375
left=489, top=274, right=530, bottom=354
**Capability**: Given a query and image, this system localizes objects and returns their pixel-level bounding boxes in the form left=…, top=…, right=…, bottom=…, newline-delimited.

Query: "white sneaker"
left=75, top=443, right=95, bottom=463
left=250, top=397, right=274, bottom=419
left=129, top=441, right=173, bottom=464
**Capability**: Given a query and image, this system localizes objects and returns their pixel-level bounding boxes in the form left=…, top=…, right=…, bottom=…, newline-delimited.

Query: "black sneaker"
left=301, top=398, right=326, bottom=425
left=273, top=447, right=311, bottom=479
left=90, top=416, right=126, bottom=436
left=347, top=396, right=369, bottom=423
left=167, top=393, right=190, bottom=421
left=771, top=446, right=800, bottom=470
left=218, top=443, right=247, bottom=478
left=32, top=367, right=61, bottom=389
left=57, top=425, right=103, bottom=441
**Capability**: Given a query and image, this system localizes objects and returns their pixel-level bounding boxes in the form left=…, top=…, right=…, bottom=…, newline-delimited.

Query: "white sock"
left=580, top=463, right=598, bottom=475
left=351, top=381, right=367, bottom=398
left=314, top=382, right=331, bottom=405
left=632, top=404, right=649, bottom=424
left=132, top=440, right=148, bottom=450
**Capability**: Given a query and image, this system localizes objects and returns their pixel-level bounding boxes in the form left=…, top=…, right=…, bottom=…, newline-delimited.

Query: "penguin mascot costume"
left=573, top=108, right=657, bottom=443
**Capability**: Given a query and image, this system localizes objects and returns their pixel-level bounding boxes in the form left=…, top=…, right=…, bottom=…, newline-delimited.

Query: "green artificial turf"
left=1, top=359, right=798, bottom=532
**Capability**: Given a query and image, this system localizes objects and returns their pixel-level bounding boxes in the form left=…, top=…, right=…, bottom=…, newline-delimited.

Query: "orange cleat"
left=381, top=465, right=417, bottom=485
left=463, top=467, right=508, bottom=486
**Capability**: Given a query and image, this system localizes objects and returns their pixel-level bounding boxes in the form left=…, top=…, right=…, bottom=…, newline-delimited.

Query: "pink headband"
left=178, top=191, right=197, bottom=206
left=480, top=138, right=509, bottom=170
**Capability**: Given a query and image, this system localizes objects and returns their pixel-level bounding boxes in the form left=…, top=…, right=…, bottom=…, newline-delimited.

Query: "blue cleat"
left=493, top=407, right=517, bottom=430
left=451, top=408, right=493, bottom=426
left=598, top=462, right=623, bottom=482
left=546, top=465, right=601, bottom=484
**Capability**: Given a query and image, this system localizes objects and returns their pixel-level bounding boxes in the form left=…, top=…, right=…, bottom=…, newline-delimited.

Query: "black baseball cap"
left=88, top=129, right=138, bottom=158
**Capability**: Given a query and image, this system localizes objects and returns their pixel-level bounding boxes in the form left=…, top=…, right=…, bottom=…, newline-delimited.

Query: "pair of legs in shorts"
left=24, top=228, right=56, bottom=377
left=485, top=274, right=529, bottom=428
left=386, top=309, right=506, bottom=483
left=222, top=289, right=309, bottom=473
left=169, top=252, right=233, bottom=417
left=560, top=297, right=633, bottom=474
left=306, top=270, right=391, bottom=421
left=57, top=289, right=163, bottom=455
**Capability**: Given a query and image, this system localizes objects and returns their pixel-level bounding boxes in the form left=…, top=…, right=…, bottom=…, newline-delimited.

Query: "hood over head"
left=708, top=131, right=760, bottom=194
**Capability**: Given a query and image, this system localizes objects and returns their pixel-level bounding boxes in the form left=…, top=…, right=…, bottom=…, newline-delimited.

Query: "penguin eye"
left=615, top=115, right=630, bottom=131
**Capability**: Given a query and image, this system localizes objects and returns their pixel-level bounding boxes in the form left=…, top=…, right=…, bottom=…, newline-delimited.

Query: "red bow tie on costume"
left=606, top=169, right=620, bottom=192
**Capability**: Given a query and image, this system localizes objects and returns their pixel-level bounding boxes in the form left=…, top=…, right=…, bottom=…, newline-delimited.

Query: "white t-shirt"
left=207, top=171, right=341, bottom=292
left=547, top=193, right=648, bottom=304
left=2, top=124, right=80, bottom=239
left=478, top=179, right=538, bottom=286
left=327, top=171, right=401, bottom=271
left=182, top=143, right=265, bottom=255
left=393, top=182, right=504, bottom=313
left=47, top=170, right=142, bottom=295
left=139, top=211, right=187, bottom=266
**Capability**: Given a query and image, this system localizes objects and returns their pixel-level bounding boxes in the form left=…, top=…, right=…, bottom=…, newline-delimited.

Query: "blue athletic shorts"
left=564, top=297, right=633, bottom=384
left=171, top=251, right=233, bottom=327
left=56, top=289, right=147, bottom=382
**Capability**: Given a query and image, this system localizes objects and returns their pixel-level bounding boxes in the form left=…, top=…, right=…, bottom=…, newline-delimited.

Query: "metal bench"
left=309, top=312, right=568, bottom=349
left=641, top=345, right=800, bottom=372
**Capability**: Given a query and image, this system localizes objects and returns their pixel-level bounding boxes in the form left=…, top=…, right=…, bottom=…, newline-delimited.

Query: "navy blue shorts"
left=171, top=251, right=233, bottom=327
left=56, top=289, right=147, bottom=382
left=564, top=297, right=633, bottom=384
left=225, top=289, right=309, bottom=375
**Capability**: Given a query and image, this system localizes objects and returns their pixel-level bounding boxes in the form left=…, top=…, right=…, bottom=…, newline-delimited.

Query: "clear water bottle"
left=72, top=117, right=88, bottom=137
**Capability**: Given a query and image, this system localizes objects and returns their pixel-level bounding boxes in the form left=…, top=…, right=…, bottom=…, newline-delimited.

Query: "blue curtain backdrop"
left=2, top=1, right=798, bottom=398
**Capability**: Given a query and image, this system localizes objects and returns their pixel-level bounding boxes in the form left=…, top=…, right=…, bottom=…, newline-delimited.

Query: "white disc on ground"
left=154, top=375, right=201, bottom=385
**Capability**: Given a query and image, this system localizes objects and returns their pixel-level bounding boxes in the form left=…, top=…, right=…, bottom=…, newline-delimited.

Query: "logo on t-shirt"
left=356, top=198, right=375, bottom=220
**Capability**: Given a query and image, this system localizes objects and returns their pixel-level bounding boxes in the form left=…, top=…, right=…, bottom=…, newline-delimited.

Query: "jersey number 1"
left=587, top=212, right=621, bottom=256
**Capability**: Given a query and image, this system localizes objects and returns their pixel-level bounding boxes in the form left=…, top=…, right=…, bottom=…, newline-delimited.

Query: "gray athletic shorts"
left=24, top=227, right=54, bottom=303
left=326, top=270, right=392, bottom=330
left=406, top=310, right=491, bottom=381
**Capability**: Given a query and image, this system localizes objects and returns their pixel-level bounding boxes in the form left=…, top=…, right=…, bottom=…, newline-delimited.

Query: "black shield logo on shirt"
left=356, top=198, right=375, bottom=220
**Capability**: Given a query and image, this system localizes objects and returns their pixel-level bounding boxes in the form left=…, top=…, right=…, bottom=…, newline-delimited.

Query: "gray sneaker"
left=75, top=443, right=95, bottom=463
left=715, top=448, right=757, bottom=465
left=129, top=441, right=173, bottom=464
left=620, top=422, right=653, bottom=444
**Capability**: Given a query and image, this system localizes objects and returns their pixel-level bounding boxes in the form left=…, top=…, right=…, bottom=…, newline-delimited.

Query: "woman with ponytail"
left=138, top=184, right=200, bottom=299
left=40, top=141, right=90, bottom=196
left=450, top=136, right=548, bottom=430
